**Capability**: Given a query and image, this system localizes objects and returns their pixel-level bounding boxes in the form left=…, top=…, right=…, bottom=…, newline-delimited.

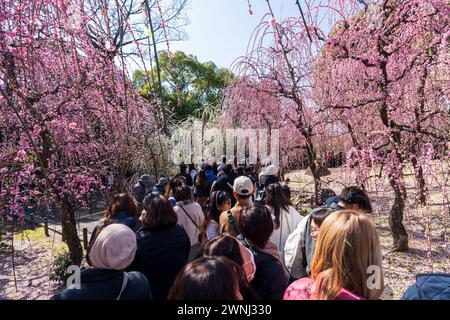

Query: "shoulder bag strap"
left=227, top=210, right=240, bottom=235
left=180, top=205, right=200, bottom=230
left=116, top=272, right=129, bottom=300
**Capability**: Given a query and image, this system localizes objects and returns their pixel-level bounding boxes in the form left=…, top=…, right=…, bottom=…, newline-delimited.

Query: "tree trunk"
left=60, top=198, right=83, bottom=266
left=411, top=157, right=427, bottom=206
left=304, top=134, right=321, bottom=206
left=313, top=177, right=322, bottom=206
left=378, top=94, right=409, bottom=251
left=388, top=178, right=409, bottom=251
left=280, top=166, right=285, bottom=181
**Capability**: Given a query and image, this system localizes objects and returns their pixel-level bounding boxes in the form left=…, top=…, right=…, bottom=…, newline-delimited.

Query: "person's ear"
left=233, top=191, right=238, bottom=200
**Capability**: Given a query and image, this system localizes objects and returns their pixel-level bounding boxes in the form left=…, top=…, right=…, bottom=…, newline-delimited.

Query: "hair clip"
left=344, top=239, right=352, bottom=248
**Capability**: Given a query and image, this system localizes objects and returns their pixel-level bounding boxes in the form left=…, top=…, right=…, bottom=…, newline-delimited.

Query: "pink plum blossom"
left=17, top=149, right=27, bottom=158
left=68, top=122, right=78, bottom=129
left=268, top=18, right=277, bottom=27
left=33, top=124, right=42, bottom=136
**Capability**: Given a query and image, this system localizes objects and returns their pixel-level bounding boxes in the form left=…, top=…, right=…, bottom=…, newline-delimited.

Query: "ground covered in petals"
left=0, top=228, right=65, bottom=300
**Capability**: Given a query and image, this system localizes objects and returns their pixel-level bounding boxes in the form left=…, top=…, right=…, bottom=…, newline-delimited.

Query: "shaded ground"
left=1, top=206, right=104, bottom=300
left=0, top=228, right=66, bottom=300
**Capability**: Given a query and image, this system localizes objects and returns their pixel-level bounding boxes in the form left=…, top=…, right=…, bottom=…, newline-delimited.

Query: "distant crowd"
left=51, top=158, right=450, bottom=300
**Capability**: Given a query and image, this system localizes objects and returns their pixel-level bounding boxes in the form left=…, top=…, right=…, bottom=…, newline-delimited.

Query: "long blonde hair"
left=310, top=210, right=384, bottom=300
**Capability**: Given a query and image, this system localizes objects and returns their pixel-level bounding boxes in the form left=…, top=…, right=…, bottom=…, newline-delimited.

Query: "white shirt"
left=174, top=201, right=204, bottom=246
left=267, top=205, right=303, bottom=256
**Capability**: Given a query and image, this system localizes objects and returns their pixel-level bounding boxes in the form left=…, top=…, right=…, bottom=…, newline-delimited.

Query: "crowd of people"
left=52, top=159, right=450, bottom=300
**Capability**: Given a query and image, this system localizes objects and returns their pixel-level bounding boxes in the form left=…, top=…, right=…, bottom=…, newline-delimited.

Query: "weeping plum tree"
left=225, top=0, right=448, bottom=251
left=314, top=0, right=449, bottom=251
left=0, top=0, right=160, bottom=265
left=222, top=0, right=362, bottom=204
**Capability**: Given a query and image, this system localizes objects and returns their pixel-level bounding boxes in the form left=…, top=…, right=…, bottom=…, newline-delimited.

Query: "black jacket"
left=127, top=224, right=190, bottom=300
left=249, top=248, right=289, bottom=300
left=51, top=269, right=152, bottom=300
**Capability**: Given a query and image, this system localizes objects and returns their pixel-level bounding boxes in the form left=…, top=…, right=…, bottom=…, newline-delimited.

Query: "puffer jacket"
left=127, top=224, right=190, bottom=300
left=401, top=273, right=450, bottom=300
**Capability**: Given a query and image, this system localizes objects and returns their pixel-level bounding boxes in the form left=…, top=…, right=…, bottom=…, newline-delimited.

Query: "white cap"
left=233, top=176, right=254, bottom=195
left=259, top=164, right=278, bottom=177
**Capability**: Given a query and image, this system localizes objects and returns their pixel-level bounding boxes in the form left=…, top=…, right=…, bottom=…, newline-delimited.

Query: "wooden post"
left=83, top=228, right=88, bottom=251
left=30, top=213, right=35, bottom=230
left=44, top=218, right=50, bottom=237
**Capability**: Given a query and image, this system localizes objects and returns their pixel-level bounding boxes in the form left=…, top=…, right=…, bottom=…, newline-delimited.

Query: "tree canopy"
left=133, top=51, right=235, bottom=125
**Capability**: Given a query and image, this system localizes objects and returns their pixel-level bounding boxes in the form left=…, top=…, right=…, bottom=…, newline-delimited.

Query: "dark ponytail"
left=199, top=191, right=229, bottom=242
left=264, top=183, right=292, bottom=229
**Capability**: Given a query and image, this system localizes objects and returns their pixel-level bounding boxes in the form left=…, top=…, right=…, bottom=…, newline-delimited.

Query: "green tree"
left=133, top=51, right=235, bottom=125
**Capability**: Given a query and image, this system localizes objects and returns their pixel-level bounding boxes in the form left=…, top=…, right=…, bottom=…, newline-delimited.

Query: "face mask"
left=238, top=241, right=256, bottom=282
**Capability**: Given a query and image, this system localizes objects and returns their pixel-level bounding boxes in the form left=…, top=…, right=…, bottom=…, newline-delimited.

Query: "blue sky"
left=170, top=0, right=300, bottom=69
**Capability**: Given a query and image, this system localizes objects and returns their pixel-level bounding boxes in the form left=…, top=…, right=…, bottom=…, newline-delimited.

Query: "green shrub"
left=0, top=240, right=13, bottom=254
left=50, top=251, right=73, bottom=284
